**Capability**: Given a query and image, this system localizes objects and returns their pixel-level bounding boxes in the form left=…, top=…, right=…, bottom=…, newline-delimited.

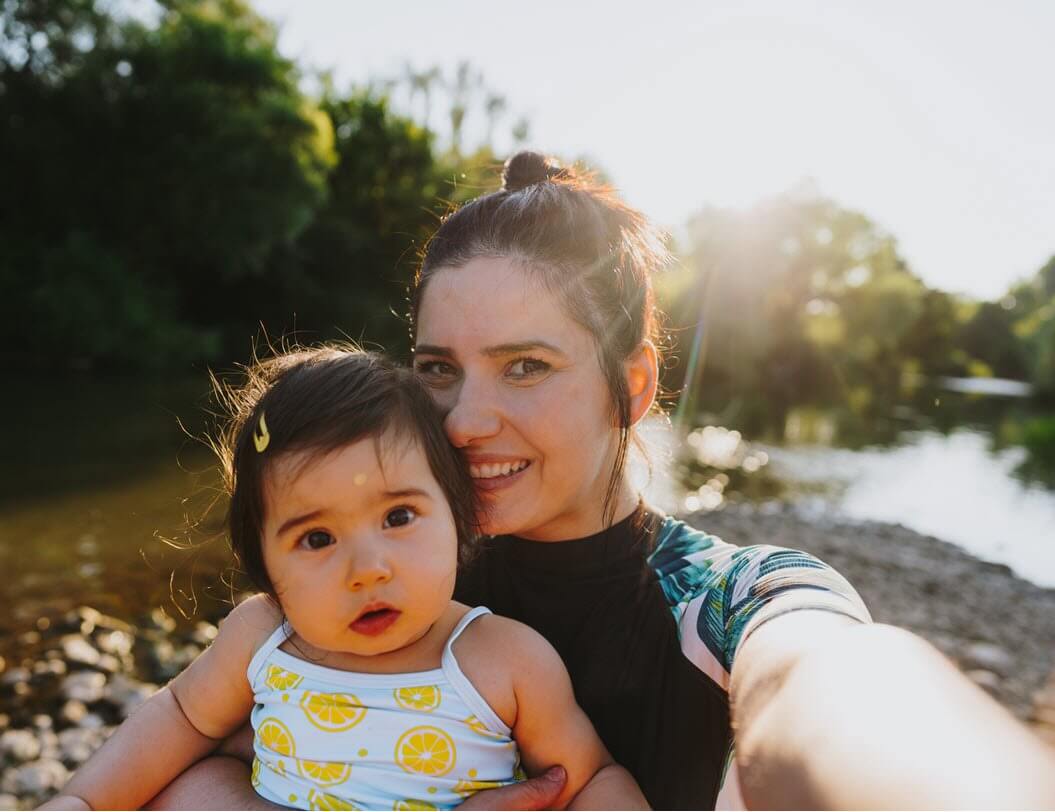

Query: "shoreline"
left=684, top=503, right=1055, bottom=726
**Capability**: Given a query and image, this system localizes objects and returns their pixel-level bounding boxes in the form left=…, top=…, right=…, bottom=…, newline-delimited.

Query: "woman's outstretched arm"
left=731, top=611, right=1055, bottom=809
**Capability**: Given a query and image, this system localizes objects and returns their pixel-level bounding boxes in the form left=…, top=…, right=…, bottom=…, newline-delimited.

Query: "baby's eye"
left=383, top=507, right=417, bottom=529
left=507, top=358, right=550, bottom=378
left=300, top=530, right=335, bottom=551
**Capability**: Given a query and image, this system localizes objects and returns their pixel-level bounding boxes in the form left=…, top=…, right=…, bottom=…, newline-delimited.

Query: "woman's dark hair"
left=410, top=151, right=669, bottom=527
left=212, top=344, right=479, bottom=600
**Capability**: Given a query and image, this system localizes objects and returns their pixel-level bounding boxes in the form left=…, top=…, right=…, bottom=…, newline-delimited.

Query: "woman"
left=149, top=152, right=1055, bottom=809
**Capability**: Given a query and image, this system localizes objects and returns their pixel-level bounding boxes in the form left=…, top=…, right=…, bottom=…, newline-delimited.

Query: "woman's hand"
left=455, top=766, right=567, bottom=810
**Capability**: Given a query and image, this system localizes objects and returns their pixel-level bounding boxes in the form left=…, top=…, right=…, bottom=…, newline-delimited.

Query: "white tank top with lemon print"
left=247, top=606, right=525, bottom=811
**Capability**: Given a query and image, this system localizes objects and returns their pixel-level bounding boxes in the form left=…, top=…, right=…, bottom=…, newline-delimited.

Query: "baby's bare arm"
left=40, top=596, right=276, bottom=810
left=500, top=621, right=648, bottom=810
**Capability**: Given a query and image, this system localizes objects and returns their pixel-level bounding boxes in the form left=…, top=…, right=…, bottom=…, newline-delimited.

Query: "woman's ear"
left=624, top=340, right=658, bottom=426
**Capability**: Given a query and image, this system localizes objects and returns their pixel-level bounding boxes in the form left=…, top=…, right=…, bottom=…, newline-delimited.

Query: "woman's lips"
left=471, top=461, right=531, bottom=493
left=350, top=606, right=401, bottom=636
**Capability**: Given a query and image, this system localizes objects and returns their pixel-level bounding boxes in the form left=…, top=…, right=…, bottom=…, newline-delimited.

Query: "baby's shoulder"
left=452, top=607, right=564, bottom=728
left=219, top=593, right=284, bottom=657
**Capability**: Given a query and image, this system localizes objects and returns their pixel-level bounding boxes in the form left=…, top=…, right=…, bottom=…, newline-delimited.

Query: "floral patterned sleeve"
left=647, top=516, right=872, bottom=691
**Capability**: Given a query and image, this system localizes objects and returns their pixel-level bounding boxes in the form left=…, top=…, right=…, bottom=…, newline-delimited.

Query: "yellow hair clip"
left=253, top=412, right=270, bottom=453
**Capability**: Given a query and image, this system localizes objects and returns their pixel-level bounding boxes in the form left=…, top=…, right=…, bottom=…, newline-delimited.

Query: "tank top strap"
left=440, top=606, right=510, bottom=736
left=246, top=618, right=295, bottom=685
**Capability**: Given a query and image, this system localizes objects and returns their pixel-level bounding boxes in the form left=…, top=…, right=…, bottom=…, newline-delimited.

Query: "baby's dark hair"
left=212, top=344, right=479, bottom=600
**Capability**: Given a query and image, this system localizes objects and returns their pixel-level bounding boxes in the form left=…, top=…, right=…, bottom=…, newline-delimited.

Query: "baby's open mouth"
left=350, top=605, right=401, bottom=636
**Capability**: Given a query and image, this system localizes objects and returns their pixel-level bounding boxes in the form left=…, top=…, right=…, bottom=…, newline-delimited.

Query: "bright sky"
left=254, top=0, right=1055, bottom=301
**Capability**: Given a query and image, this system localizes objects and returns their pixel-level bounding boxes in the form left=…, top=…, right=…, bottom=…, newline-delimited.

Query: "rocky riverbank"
left=1, top=508, right=1053, bottom=809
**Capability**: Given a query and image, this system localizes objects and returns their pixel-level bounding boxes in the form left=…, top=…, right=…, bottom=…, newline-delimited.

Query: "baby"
left=42, top=346, right=646, bottom=810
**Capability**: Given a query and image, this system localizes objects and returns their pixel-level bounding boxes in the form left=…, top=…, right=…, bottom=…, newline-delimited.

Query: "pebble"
left=0, top=730, right=41, bottom=764
left=30, top=716, right=51, bottom=732
left=965, top=669, right=1002, bottom=694
left=12, top=759, right=69, bottom=796
left=57, top=728, right=100, bottom=766
left=59, top=700, right=88, bottom=726
left=0, top=656, right=5, bottom=673
left=0, top=715, right=8, bottom=732
left=0, top=792, right=17, bottom=809
left=0, top=669, right=29, bottom=689
left=146, top=608, right=176, bottom=634
left=78, top=714, right=105, bottom=730
left=60, top=672, right=105, bottom=704
left=103, top=675, right=157, bottom=717
left=59, top=636, right=100, bottom=668
left=95, top=630, right=133, bottom=658
left=962, top=641, right=1014, bottom=677
left=190, top=622, right=218, bottom=647
left=31, top=659, right=66, bottom=678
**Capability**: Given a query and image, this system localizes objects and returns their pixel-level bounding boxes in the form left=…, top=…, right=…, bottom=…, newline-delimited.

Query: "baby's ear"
left=624, top=340, right=659, bottom=426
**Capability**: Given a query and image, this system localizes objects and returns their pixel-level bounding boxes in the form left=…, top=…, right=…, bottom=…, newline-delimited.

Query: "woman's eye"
left=414, top=359, right=458, bottom=381
left=300, top=530, right=335, bottom=551
left=384, top=507, right=417, bottom=529
left=507, top=358, right=550, bottom=378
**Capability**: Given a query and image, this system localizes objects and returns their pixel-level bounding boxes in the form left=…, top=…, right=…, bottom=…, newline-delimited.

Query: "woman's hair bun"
left=501, top=150, right=570, bottom=192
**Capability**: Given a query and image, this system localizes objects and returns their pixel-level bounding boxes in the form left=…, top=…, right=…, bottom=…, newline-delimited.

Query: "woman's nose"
left=442, top=377, right=502, bottom=448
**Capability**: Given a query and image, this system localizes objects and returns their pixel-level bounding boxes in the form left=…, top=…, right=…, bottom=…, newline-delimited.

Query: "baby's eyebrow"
left=381, top=488, right=432, bottom=500
left=276, top=509, right=323, bottom=537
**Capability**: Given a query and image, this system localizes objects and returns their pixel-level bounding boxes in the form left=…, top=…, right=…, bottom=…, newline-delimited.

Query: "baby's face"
left=260, top=430, right=458, bottom=659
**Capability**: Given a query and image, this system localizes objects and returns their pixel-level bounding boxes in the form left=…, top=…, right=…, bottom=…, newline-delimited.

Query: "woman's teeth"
left=469, top=460, right=529, bottom=479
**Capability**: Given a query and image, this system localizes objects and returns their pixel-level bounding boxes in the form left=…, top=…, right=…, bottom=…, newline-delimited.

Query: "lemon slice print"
left=257, top=717, right=296, bottom=757
left=265, top=665, right=304, bottom=691
left=307, top=789, right=359, bottom=810
left=250, top=757, right=261, bottom=788
left=463, top=715, right=503, bottom=739
left=395, top=726, right=457, bottom=776
left=298, top=758, right=352, bottom=786
left=394, top=685, right=441, bottom=712
left=393, top=801, right=437, bottom=810
left=300, top=691, right=367, bottom=732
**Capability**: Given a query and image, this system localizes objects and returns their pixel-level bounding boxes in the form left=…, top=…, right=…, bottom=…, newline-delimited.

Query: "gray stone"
left=103, top=674, right=157, bottom=717
left=31, top=659, right=66, bottom=678
left=146, top=607, right=176, bottom=634
left=190, top=622, right=218, bottom=647
left=59, top=636, right=100, bottom=668
left=12, top=759, right=69, bottom=795
left=60, top=672, right=105, bottom=704
left=965, top=668, right=1002, bottom=694
left=962, top=641, right=1014, bottom=677
left=94, top=630, right=133, bottom=657
left=0, top=669, right=29, bottom=689
left=94, top=654, right=121, bottom=674
left=59, top=701, right=88, bottom=726
left=77, top=714, right=105, bottom=730
left=0, top=730, right=40, bottom=763
left=57, top=728, right=100, bottom=766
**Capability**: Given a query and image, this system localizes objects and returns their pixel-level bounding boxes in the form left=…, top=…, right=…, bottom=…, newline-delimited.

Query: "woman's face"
left=413, top=256, right=624, bottom=541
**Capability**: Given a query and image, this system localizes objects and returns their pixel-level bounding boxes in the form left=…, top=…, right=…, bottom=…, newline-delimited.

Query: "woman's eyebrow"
left=480, top=340, right=566, bottom=358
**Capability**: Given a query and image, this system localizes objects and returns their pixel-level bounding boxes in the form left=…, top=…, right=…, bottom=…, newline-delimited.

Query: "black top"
left=454, top=508, right=732, bottom=809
